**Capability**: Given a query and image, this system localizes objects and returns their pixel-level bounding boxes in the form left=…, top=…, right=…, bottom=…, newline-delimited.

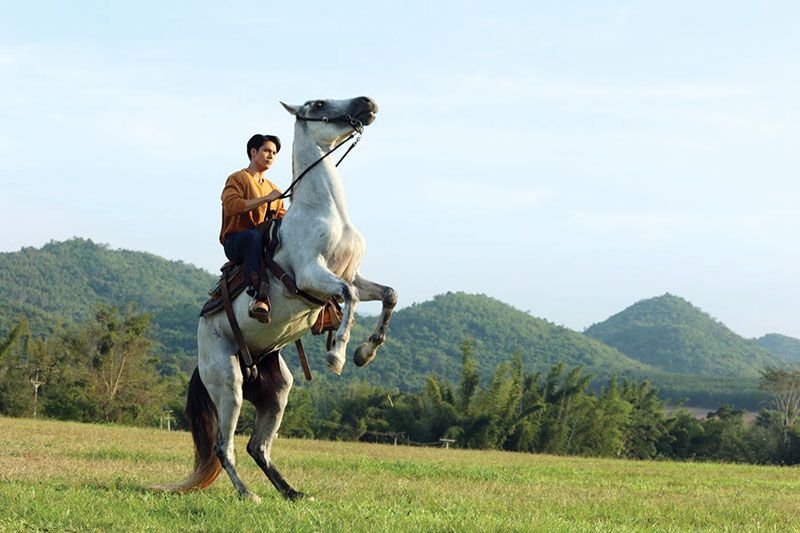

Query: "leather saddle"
left=200, top=259, right=342, bottom=335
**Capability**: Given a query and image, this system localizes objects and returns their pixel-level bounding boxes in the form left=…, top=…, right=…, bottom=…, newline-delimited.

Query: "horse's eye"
left=313, top=101, right=325, bottom=109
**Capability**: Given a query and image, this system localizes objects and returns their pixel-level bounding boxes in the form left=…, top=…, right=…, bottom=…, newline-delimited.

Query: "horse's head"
left=281, top=97, right=378, bottom=146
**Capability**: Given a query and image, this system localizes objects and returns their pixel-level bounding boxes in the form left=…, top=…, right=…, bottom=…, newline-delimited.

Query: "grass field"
left=1, top=416, right=799, bottom=532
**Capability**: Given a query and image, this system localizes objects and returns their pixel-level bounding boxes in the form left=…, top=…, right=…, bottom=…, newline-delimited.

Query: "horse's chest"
left=327, top=226, right=364, bottom=279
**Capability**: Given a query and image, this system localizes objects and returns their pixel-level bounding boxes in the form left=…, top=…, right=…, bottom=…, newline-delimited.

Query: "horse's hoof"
left=242, top=492, right=262, bottom=504
left=286, top=490, right=314, bottom=502
left=353, top=342, right=376, bottom=367
left=326, top=352, right=344, bottom=376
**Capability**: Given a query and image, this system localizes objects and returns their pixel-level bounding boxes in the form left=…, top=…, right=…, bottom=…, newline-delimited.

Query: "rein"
left=276, top=114, right=364, bottom=201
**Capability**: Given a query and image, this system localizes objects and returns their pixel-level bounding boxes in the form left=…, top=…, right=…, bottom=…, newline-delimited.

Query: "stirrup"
left=248, top=300, right=271, bottom=323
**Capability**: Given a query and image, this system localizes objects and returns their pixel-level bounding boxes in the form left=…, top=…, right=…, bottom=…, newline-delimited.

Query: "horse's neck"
left=290, top=127, right=350, bottom=220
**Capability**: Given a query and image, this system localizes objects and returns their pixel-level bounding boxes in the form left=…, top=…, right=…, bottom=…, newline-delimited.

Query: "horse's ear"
left=280, top=102, right=299, bottom=115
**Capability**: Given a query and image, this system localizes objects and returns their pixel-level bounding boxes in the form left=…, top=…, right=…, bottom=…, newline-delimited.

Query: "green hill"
left=300, top=292, right=656, bottom=391
left=0, top=240, right=653, bottom=390
left=583, top=293, right=781, bottom=377
left=0, top=241, right=652, bottom=388
left=0, top=238, right=216, bottom=365
left=294, top=294, right=769, bottom=408
left=755, top=333, right=800, bottom=364
left=0, top=240, right=783, bottom=408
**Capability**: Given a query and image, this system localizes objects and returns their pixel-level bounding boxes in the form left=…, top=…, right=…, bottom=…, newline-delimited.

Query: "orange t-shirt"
left=219, top=169, right=287, bottom=244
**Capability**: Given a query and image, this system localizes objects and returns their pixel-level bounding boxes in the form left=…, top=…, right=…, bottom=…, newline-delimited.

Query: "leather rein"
left=275, top=113, right=364, bottom=201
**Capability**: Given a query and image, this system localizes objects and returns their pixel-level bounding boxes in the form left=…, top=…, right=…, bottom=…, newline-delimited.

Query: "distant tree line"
left=278, top=341, right=800, bottom=465
left=2, top=311, right=800, bottom=465
left=0, top=308, right=181, bottom=426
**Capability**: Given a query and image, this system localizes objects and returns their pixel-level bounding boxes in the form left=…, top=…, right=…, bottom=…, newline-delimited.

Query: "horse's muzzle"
left=354, top=97, right=378, bottom=125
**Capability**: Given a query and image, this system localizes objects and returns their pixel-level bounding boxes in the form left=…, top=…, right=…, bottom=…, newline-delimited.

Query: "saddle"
left=200, top=219, right=343, bottom=381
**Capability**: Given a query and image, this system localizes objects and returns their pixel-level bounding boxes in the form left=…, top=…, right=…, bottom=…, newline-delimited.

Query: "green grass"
left=1, top=416, right=799, bottom=532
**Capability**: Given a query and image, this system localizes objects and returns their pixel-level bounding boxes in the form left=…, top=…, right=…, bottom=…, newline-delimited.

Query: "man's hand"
left=264, top=190, right=283, bottom=203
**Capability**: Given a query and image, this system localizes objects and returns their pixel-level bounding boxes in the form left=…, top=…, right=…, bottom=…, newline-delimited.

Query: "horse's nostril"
left=358, top=96, right=378, bottom=113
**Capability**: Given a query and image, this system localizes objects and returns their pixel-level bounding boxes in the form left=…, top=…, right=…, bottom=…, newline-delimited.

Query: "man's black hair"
left=247, top=134, right=281, bottom=159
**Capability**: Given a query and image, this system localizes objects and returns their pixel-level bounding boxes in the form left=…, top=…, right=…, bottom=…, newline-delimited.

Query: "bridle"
left=275, top=112, right=365, bottom=202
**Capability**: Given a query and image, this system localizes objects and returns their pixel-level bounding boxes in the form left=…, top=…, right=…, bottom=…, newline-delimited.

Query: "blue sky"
left=1, top=1, right=798, bottom=338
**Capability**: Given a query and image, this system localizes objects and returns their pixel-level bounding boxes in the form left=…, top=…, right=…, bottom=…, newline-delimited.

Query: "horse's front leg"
left=351, top=273, right=398, bottom=368
left=295, top=262, right=358, bottom=375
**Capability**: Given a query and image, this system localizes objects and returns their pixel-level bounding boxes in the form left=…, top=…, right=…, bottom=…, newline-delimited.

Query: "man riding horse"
left=219, top=134, right=285, bottom=323
left=156, top=97, right=398, bottom=501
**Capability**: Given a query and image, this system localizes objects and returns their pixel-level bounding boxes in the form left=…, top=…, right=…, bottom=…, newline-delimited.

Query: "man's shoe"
left=248, top=300, right=270, bottom=323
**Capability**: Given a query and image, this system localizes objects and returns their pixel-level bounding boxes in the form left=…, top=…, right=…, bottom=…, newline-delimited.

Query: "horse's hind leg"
left=198, top=352, right=260, bottom=502
left=244, top=352, right=308, bottom=501
left=351, top=273, right=398, bottom=367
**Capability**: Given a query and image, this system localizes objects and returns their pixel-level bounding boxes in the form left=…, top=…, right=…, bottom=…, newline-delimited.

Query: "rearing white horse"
left=157, top=96, right=397, bottom=501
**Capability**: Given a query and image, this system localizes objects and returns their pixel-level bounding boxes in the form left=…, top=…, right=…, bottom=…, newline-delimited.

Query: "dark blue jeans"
left=223, top=229, right=263, bottom=295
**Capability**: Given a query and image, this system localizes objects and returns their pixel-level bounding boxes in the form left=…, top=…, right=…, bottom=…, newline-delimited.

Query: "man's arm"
left=240, top=190, right=283, bottom=212
left=222, top=176, right=283, bottom=215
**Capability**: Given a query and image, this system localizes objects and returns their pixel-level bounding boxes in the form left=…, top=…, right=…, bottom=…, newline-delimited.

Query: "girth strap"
left=220, top=270, right=258, bottom=382
left=264, top=255, right=328, bottom=307
left=294, top=340, right=313, bottom=381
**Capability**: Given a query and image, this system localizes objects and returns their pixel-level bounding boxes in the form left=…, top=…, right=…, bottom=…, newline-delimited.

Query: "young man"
left=219, top=134, right=287, bottom=322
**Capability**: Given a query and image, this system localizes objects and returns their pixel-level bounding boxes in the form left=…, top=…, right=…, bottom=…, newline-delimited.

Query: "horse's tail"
left=151, top=369, right=221, bottom=492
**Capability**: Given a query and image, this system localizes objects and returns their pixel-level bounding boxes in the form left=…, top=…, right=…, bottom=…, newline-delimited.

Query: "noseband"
left=296, top=113, right=365, bottom=134
left=276, top=113, right=365, bottom=201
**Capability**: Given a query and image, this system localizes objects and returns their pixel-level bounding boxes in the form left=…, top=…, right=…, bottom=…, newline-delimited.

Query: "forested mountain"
left=584, top=294, right=782, bottom=377
left=299, top=292, right=655, bottom=391
left=0, top=238, right=215, bottom=365
left=0, top=240, right=789, bottom=408
left=294, top=293, right=766, bottom=408
left=756, top=333, right=800, bottom=364
left=0, top=240, right=653, bottom=387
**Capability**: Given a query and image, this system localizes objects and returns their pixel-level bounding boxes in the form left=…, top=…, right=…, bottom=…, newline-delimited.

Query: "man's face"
left=251, top=140, right=278, bottom=172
